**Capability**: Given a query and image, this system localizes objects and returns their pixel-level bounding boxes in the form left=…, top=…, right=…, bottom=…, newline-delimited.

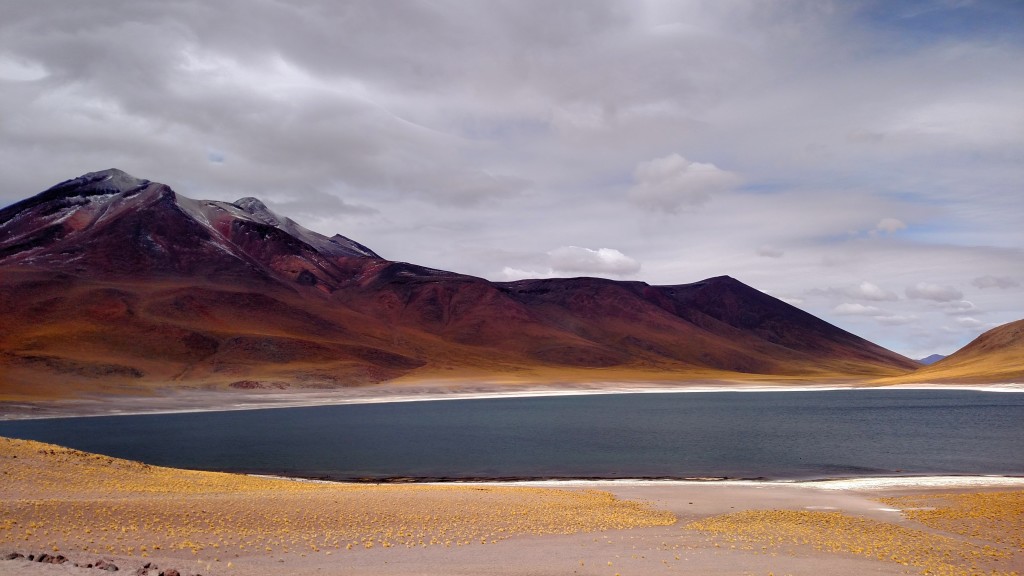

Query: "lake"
left=1, top=389, right=1022, bottom=481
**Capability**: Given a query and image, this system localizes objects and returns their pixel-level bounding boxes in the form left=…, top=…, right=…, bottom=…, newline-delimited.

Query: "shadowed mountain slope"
left=0, top=169, right=918, bottom=401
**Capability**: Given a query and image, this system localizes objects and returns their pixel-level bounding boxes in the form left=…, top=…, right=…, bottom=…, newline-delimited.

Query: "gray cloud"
left=627, top=154, right=740, bottom=213
left=847, top=281, right=900, bottom=302
left=875, top=314, right=918, bottom=326
left=2, top=0, right=1023, bottom=357
left=833, top=303, right=883, bottom=316
left=972, top=275, right=1020, bottom=289
left=873, top=218, right=906, bottom=235
left=549, top=246, right=642, bottom=276
left=813, top=281, right=899, bottom=302
left=942, top=300, right=977, bottom=315
left=757, top=245, right=784, bottom=258
left=906, top=282, right=964, bottom=302
left=831, top=302, right=917, bottom=327
left=265, top=191, right=378, bottom=220
left=954, top=316, right=987, bottom=328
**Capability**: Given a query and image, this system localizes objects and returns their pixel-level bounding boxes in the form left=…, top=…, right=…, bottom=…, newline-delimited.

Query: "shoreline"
left=4, top=436, right=1023, bottom=576
left=2, top=380, right=1022, bottom=421
left=249, top=473, right=1024, bottom=491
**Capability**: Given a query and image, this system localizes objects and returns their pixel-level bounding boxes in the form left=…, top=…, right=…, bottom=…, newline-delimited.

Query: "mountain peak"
left=47, top=168, right=150, bottom=198
left=0, top=169, right=926, bottom=400
left=86, top=167, right=135, bottom=180
left=232, top=197, right=280, bottom=226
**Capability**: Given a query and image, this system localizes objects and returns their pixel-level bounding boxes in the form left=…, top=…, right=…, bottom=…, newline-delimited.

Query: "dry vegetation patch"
left=687, top=508, right=1017, bottom=576
left=879, top=490, right=1024, bottom=550
left=0, top=437, right=675, bottom=562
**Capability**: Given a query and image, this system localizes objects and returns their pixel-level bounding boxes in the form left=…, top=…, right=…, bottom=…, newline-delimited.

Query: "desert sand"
left=2, top=436, right=1023, bottom=576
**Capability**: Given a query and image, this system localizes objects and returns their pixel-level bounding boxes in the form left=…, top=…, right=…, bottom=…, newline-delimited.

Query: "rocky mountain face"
left=0, top=169, right=378, bottom=286
left=0, top=169, right=920, bottom=400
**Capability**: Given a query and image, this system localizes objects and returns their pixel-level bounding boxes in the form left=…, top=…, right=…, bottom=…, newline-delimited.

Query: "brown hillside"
left=0, top=169, right=918, bottom=402
left=881, top=319, right=1024, bottom=384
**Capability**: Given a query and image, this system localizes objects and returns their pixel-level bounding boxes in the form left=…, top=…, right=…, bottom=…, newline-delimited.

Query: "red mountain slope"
left=0, top=169, right=918, bottom=401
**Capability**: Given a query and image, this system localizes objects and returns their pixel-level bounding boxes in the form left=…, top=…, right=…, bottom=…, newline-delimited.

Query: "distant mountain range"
left=917, top=354, right=946, bottom=365
left=0, top=169, right=1016, bottom=401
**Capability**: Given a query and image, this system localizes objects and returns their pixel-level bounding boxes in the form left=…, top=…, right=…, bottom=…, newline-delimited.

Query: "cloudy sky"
left=1, top=0, right=1022, bottom=358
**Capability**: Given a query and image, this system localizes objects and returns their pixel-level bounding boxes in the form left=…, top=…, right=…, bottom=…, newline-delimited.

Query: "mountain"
left=0, top=169, right=919, bottom=401
left=917, top=354, right=946, bottom=366
left=888, top=320, right=1024, bottom=384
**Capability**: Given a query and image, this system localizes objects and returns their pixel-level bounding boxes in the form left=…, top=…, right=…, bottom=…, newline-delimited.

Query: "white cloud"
left=834, top=303, right=883, bottom=316
left=831, top=302, right=917, bottom=326
left=873, top=217, right=906, bottom=234
left=906, top=282, right=964, bottom=302
left=972, top=275, right=1020, bottom=289
left=875, top=314, right=917, bottom=326
left=1, top=1, right=1022, bottom=359
left=0, top=53, right=48, bottom=82
left=498, top=246, right=641, bottom=279
left=548, top=246, right=641, bottom=276
left=627, top=154, right=740, bottom=213
left=499, top=267, right=556, bottom=281
left=943, top=300, right=977, bottom=314
left=955, top=316, right=985, bottom=328
left=843, top=281, right=899, bottom=301
left=757, top=245, right=784, bottom=258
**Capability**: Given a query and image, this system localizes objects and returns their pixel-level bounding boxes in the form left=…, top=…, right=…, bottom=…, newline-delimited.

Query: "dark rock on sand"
left=94, top=558, right=119, bottom=571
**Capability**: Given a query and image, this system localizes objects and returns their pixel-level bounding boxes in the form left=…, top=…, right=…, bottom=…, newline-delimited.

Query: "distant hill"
left=887, top=320, right=1024, bottom=384
left=917, top=354, right=946, bottom=366
left=0, top=169, right=919, bottom=402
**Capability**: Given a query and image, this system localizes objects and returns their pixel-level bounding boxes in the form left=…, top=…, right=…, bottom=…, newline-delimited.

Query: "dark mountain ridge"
left=0, top=169, right=919, bottom=401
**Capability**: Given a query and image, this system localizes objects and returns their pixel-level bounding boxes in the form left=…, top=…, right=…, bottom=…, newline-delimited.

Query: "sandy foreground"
left=2, top=437, right=1023, bottom=576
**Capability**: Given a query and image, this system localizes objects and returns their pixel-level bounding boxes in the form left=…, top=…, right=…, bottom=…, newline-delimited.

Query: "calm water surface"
left=1, top=390, right=1022, bottom=481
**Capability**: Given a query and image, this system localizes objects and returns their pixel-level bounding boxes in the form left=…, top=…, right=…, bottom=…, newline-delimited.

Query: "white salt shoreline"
left=243, top=473, right=1024, bottom=491
left=2, top=381, right=1021, bottom=420
left=469, top=475, right=1024, bottom=491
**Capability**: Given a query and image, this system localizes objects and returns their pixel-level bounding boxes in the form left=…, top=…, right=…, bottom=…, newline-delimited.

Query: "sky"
left=1, top=0, right=1022, bottom=359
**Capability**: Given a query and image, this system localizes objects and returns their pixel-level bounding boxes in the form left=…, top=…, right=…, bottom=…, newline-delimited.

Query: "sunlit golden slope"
left=881, top=319, right=1024, bottom=384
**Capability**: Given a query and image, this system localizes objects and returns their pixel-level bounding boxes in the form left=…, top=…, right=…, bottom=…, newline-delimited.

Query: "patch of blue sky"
left=877, top=190, right=947, bottom=206
left=902, top=218, right=951, bottom=233
left=910, top=229, right=1023, bottom=249
left=808, top=221, right=950, bottom=246
left=736, top=181, right=791, bottom=195
left=855, top=0, right=1024, bottom=46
